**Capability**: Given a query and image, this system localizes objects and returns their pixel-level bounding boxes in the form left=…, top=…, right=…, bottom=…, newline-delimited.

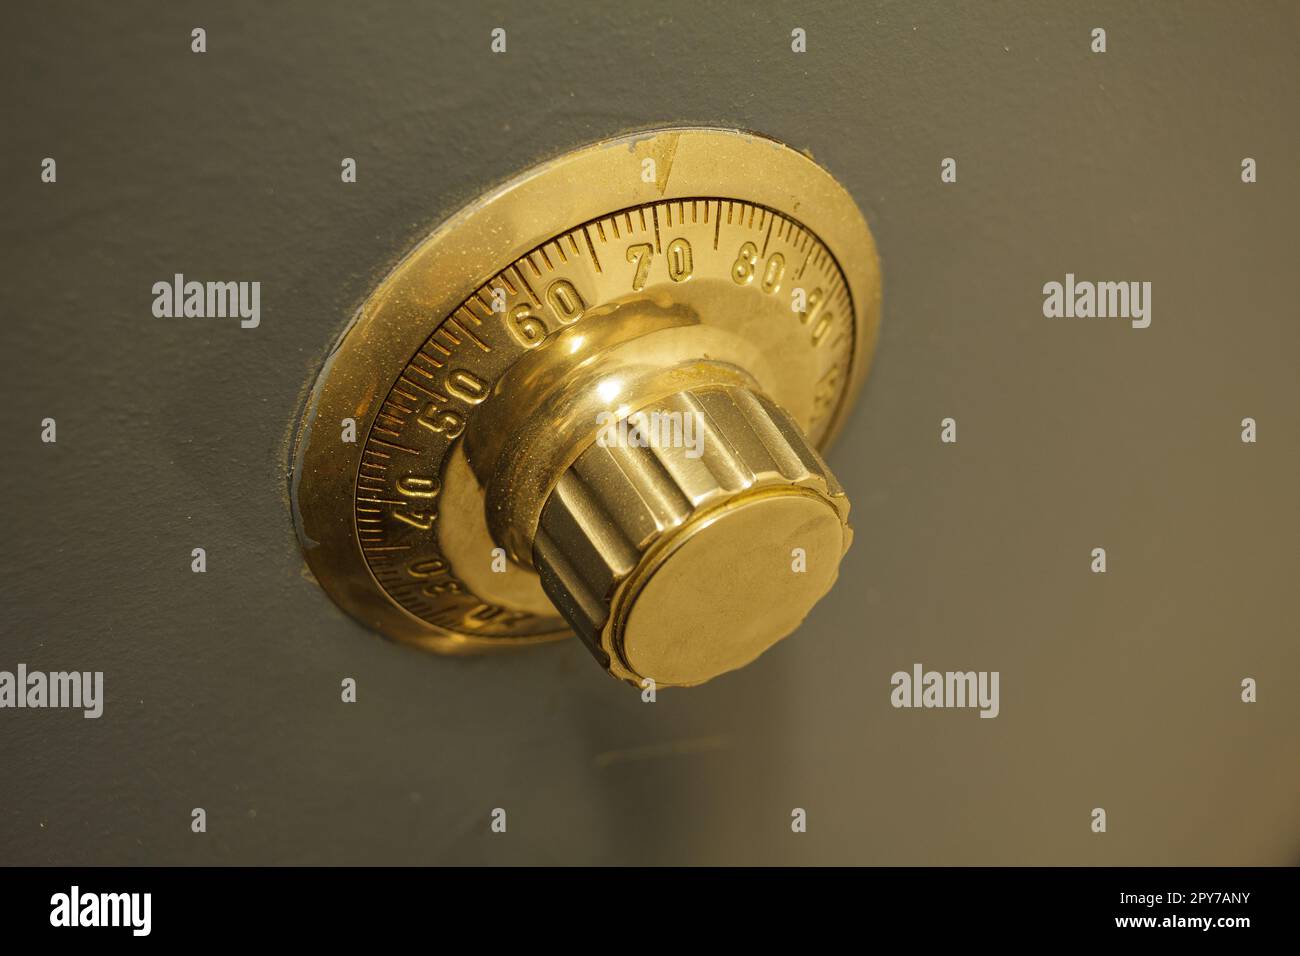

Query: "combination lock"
left=292, top=127, right=882, bottom=687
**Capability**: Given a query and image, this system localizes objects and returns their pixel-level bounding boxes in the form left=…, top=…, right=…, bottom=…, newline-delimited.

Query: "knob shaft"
left=533, top=385, right=852, bottom=686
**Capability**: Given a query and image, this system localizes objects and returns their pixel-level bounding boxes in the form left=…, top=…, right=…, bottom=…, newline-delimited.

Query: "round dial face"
left=355, top=197, right=855, bottom=642
left=292, top=128, right=881, bottom=654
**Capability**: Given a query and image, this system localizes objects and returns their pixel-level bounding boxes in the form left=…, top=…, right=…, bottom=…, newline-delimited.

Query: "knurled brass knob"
left=533, top=384, right=851, bottom=687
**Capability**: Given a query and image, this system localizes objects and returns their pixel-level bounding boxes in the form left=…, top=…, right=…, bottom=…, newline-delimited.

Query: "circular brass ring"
left=291, top=126, right=882, bottom=653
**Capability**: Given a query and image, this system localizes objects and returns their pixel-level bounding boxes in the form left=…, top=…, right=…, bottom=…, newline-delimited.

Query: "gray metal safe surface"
left=2, top=1, right=1297, bottom=865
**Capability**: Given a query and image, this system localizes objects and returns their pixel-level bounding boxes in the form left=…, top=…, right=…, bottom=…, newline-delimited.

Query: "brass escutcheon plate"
left=291, top=127, right=882, bottom=653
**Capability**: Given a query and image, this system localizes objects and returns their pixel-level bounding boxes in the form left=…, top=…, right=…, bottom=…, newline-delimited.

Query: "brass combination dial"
left=292, top=127, right=882, bottom=687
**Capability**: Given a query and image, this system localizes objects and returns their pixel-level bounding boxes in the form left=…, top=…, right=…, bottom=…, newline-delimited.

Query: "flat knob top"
left=534, top=385, right=852, bottom=687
